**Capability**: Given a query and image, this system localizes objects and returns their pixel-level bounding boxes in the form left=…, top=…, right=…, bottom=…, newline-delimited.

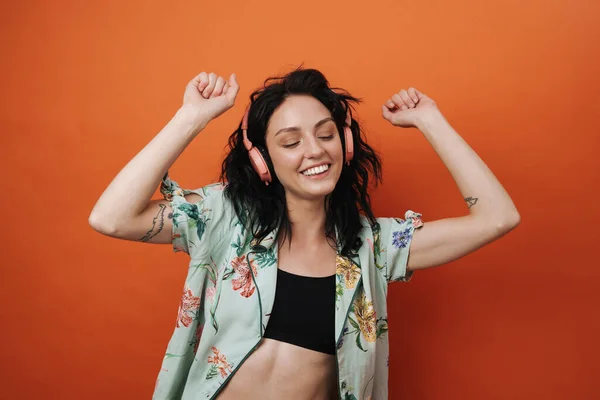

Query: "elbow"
left=88, top=211, right=118, bottom=236
left=496, top=211, right=521, bottom=233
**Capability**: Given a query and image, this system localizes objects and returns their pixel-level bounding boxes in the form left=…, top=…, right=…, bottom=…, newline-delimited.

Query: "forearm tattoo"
left=465, top=197, right=479, bottom=209
left=140, top=203, right=168, bottom=242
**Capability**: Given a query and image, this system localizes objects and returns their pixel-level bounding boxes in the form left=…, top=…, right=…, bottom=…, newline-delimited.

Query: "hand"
left=382, top=87, right=440, bottom=128
left=180, top=71, right=240, bottom=125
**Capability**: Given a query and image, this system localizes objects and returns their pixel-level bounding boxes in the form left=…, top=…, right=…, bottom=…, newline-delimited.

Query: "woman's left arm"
left=382, top=88, right=521, bottom=271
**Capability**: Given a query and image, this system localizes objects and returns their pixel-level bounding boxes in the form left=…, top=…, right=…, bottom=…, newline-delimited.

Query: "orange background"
left=1, top=0, right=598, bottom=399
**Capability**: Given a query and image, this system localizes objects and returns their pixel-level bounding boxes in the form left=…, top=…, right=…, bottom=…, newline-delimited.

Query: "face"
left=265, top=95, right=344, bottom=202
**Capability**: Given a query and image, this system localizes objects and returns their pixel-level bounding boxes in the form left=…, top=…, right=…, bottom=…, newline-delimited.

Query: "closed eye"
left=319, top=134, right=335, bottom=140
left=282, top=132, right=334, bottom=148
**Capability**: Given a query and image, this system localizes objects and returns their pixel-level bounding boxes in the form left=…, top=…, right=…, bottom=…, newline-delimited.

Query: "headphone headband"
left=241, top=106, right=252, bottom=151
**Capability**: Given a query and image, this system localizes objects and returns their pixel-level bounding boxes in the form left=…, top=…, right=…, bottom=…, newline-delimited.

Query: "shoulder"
left=357, top=215, right=375, bottom=250
left=356, top=211, right=424, bottom=252
left=165, top=180, right=230, bottom=211
left=161, top=176, right=237, bottom=232
left=188, top=183, right=235, bottom=224
left=181, top=182, right=227, bottom=202
left=352, top=212, right=424, bottom=235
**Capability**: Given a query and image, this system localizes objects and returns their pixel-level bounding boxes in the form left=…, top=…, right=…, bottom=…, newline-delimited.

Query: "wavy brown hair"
left=220, top=67, right=382, bottom=257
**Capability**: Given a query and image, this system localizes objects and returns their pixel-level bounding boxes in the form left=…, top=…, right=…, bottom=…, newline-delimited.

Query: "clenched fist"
left=181, top=72, right=240, bottom=125
left=382, top=87, right=440, bottom=128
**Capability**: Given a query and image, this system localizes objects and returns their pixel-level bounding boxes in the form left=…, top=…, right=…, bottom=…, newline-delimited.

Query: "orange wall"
left=1, top=0, right=598, bottom=399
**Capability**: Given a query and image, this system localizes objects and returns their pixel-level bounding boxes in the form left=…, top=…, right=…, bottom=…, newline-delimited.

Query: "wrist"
left=415, top=109, right=447, bottom=134
left=175, top=105, right=211, bottom=132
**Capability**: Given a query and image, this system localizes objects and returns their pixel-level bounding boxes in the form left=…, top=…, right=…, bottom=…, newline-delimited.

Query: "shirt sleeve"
left=374, top=210, right=424, bottom=283
left=160, top=172, right=228, bottom=257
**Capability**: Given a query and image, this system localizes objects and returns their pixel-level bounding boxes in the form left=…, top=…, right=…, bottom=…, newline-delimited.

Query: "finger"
left=222, top=81, right=229, bottom=95
left=407, top=87, right=419, bottom=104
left=203, top=72, right=217, bottom=98
left=190, top=72, right=209, bottom=92
left=210, top=76, right=226, bottom=98
left=385, top=100, right=396, bottom=109
left=399, top=89, right=414, bottom=108
left=391, top=94, right=408, bottom=110
left=189, top=71, right=204, bottom=85
left=199, top=72, right=210, bottom=92
left=225, top=73, right=240, bottom=103
left=381, top=105, right=394, bottom=122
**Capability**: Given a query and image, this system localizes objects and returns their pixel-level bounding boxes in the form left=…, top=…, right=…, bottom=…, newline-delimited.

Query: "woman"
left=89, top=68, right=520, bottom=400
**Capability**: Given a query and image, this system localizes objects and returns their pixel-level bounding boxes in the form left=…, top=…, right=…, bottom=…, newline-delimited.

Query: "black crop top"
left=263, top=268, right=336, bottom=355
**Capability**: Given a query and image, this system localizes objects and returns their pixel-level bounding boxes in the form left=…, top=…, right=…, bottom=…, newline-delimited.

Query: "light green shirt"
left=153, top=173, right=423, bottom=400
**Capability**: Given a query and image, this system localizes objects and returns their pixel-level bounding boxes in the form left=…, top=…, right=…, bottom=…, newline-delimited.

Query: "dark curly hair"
left=220, top=67, right=382, bottom=257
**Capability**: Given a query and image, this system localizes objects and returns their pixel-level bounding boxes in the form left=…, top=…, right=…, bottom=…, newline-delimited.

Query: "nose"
left=304, top=136, right=326, bottom=158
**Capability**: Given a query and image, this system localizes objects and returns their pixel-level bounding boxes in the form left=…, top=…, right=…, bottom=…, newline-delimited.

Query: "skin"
left=89, top=71, right=520, bottom=400
left=265, top=94, right=343, bottom=204
left=217, top=95, right=343, bottom=400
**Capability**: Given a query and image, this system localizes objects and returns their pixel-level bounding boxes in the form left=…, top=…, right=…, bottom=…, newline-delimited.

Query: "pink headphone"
left=242, top=106, right=354, bottom=185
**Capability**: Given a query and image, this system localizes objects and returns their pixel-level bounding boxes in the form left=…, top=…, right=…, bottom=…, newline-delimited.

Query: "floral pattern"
left=255, top=246, right=276, bottom=268
left=342, top=290, right=390, bottom=352
left=336, top=255, right=361, bottom=289
left=193, top=324, right=203, bottom=353
left=408, top=211, right=424, bottom=228
left=354, top=292, right=377, bottom=343
left=392, top=211, right=423, bottom=249
left=175, top=202, right=210, bottom=243
left=206, top=347, right=233, bottom=379
left=230, top=254, right=258, bottom=298
left=371, top=226, right=385, bottom=270
left=176, top=285, right=201, bottom=328
left=206, top=287, right=216, bottom=301
left=231, top=233, right=254, bottom=257
left=340, top=381, right=358, bottom=400
left=392, top=228, right=413, bottom=249
left=155, top=174, right=424, bottom=400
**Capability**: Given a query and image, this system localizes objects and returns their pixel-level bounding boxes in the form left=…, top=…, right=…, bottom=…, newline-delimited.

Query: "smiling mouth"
left=301, top=164, right=330, bottom=176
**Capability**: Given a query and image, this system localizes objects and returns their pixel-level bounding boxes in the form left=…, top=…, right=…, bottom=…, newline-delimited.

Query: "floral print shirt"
left=153, top=173, right=424, bottom=400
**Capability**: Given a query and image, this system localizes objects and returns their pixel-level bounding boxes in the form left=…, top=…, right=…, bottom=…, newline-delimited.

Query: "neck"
left=281, top=195, right=328, bottom=247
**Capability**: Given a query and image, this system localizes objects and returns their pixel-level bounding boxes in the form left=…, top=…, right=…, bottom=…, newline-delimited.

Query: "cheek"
left=327, top=137, right=344, bottom=160
left=269, top=148, right=303, bottom=174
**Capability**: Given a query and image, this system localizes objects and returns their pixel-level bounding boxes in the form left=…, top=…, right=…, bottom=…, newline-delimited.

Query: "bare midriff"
left=216, top=338, right=338, bottom=400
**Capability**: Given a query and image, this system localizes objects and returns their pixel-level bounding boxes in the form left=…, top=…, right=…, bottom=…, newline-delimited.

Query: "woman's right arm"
left=88, top=72, right=239, bottom=244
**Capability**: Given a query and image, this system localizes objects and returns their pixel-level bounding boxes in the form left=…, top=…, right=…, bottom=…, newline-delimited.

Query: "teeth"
left=302, top=164, right=329, bottom=176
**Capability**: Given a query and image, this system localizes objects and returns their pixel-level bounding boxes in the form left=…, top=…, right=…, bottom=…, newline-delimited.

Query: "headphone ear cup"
left=344, top=125, right=354, bottom=163
left=256, top=146, right=274, bottom=175
left=248, top=146, right=273, bottom=184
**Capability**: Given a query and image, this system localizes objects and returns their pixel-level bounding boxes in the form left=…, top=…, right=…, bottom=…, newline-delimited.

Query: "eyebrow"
left=274, top=117, right=335, bottom=137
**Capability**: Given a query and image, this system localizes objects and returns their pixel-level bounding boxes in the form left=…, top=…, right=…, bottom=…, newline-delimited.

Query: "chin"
left=303, top=185, right=336, bottom=199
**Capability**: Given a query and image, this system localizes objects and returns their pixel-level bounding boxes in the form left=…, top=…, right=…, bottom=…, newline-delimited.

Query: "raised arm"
left=88, top=72, right=239, bottom=243
left=382, top=88, right=520, bottom=271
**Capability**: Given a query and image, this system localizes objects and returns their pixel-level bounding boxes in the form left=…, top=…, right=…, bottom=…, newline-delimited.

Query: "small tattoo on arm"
left=465, top=197, right=479, bottom=209
left=140, top=204, right=167, bottom=242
